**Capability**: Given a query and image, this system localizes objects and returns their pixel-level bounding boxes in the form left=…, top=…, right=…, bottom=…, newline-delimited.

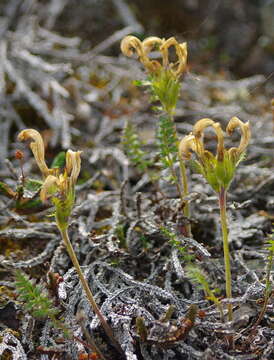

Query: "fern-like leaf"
left=157, top=115, right=178, bottom=183
left=121, top=120, right=151, bottom=172
left=15, top=271, right=59, bottom=319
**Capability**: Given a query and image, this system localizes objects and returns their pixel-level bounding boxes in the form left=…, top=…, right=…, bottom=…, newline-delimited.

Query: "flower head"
left=18, top=129, right=52, bottom=178
left=179, top=117, right=250, bottom=192
left=226, top=117, right=251, bottom=162
left=121, top=35, right=188, bottom=114
left=178, top=134, right=197, bottom=161
left=160, top=37, right=187, bottom=78
left=121, top=35, right=187, bottom=78
left=18, top=128, right=82, bottom=229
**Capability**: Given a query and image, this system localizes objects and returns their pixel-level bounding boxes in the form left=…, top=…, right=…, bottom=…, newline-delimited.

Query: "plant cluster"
left=7, top=32, right=272, bottom=359
left=17, top=128, right=123, bottom=356
left=179, top=116, right=251, bottom=320
left=121, top=34, right=254, bottom=323
left=121, top=35, right=191, bottom=236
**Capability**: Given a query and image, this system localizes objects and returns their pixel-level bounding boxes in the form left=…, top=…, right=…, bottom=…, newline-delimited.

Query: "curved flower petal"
left=213, top=122, right=225, bottom=161
left=120, top=35, right=144, bottom=58
left=18, top=129, right=50, bottom=177
left=226, top=117, right=251, bottom=155
left=66, top=150, right=82, bottom=186
left=121, top=35, right=187, bottom=76
left=175, top=42, right=188, bottom=77
left=142, top=36, right=163, bottom=53
left=160, top=37, right=187, bottom=77
left=142, top=36, right=163, bottom=72
left=193, top=118, right=215, bottom=138
left=192, top=118, right=216, bottom=158
left=178, top=134, right=196, bottom=160
left=121, top=35, right=160, bottom=73
left=40, top=175, right=59, bottom=202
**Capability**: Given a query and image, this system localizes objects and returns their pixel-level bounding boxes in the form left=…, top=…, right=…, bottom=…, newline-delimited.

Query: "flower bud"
left=40, top=175, right=59, bottom=202
left=178, top=134, right=196, bottom=160
left=18, top=129, right=51, bottom=177
left=226, top=117, right=250, bottom=158
left=66, top=150, right=82, bottom=186
left=120, top=35, right=144, bottom=58
left=179, top=116, right=250, bottom=192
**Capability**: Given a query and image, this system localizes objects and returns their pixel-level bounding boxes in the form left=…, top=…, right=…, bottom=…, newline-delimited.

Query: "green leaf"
left=24, top=178, right=43, bottom=192
left=51, top=151, right=66, bottom=169
left=150, top=70, right=181, bottom=114
left=121, top=121, right=152, bottom=172
left=157, top=115, right=178, bottom=176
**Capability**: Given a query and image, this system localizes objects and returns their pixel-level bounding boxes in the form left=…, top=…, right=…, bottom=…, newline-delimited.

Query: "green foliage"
left=136, top=317, right=148, bottom=341
left=122, top=121, right=151, bottom=172
left=160, top=226, right=194, bottom=262
left=186, top=265, right=224, bottom=320
left=15, top=197, right=43, bottom=211
left=0, top=181, right=46, bottom=214
left=264, top=228, right=274, bottom=298
left=139, top=234, right=150, bottom=250
left=15, top=271, right=71, bottom=337
left=134, top=71, right=181, bottom=114
left=192, top=151, right=246, bottom=193
left=133, top=79, right=151, bottom=88
left=150, top=71, right=181, bottom=114
left=15, top=181, right=45, bottom=214
left=15, top=271, right=59, bottom=319
left=0, top=181, right=16, bottom=198
left=24, top=178, right=43, bottom=192
left=115, top=223, right=127, bottom=248
left=52, top=190, right=75, bottom=230
left=185, top=304, right=198, bottom=324
left=51, top=151, right=66, bottom=169
left=157, top=115, right=179, bottom=183
left=186, top=266, right=218, bottom=298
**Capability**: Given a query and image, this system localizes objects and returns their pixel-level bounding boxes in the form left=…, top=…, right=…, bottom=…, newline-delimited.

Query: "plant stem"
left=204, top=286, right=225, bottom=323
left=168, top=112, right=191, bottom=237
left=218, top=187, right=233, bottom=321
left=168, top=149, right=182, bottom=199
left=59, top=226, right=123, bottom=355
left=179, top=156, right=191, bottom=237
left=253, top=240, right=273, bottom=328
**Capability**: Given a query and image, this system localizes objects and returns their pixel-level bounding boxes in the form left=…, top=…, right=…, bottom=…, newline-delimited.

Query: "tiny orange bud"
left=198, top=310, right=206, bottom=319
left=15, top=149, right=24, bottom=160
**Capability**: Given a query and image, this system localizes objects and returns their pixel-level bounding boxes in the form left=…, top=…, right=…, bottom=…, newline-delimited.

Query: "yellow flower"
left=178, top=134, right=197, bottom=161
left=65, top=149, right=82, bottom=187
left=121, top=35, right=187, bottom=78
left=18, top=129, right=52, bottom=178
left=179, top=117, right=250, bottom=192
left=160, top=37, right=187, bottom=78
left=18, top=128, right=82, bottom=203
left=38, top=150, right=81, bottom=202
left=226, top=117, right=251, bottom=161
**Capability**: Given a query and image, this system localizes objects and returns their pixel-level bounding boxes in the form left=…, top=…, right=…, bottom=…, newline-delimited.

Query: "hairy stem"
left=59, top=226, right=123, bottom=355
left=218, top=188, right=233, bottom=321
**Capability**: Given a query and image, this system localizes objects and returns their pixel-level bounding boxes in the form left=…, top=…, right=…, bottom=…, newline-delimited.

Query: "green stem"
left=168, top=150, right=182, bottom=199
left=179, top=156, right=191, bottom=237
left=168, top=112, right=191, bottom=237
left=253, top=241, right=273, bottom=327
left=205, top=287, right=225, bottom=323
left=218, top=188, right=233, bottom=321
left=59, top=225, right=123, bottom=355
